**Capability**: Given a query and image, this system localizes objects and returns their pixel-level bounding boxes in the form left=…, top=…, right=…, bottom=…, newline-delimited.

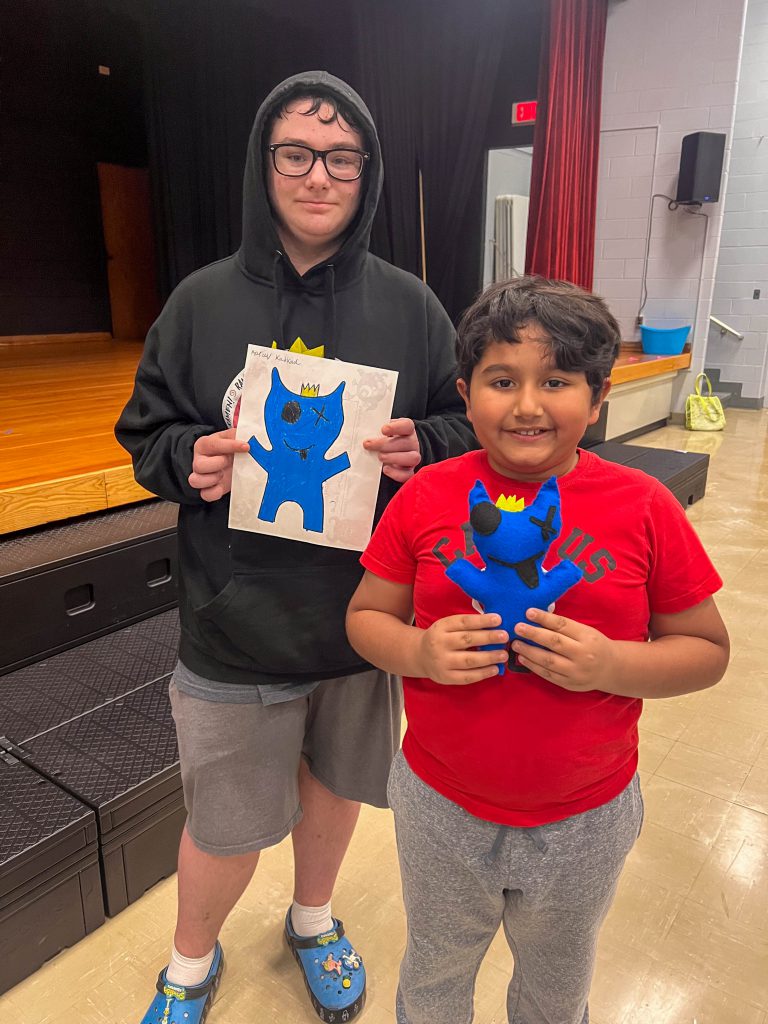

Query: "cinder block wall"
left=593, top=0, right=747, bottom=411
left=706, top=0, right=768, bottom=406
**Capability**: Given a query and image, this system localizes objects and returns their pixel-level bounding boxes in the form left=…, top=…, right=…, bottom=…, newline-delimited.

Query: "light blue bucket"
left=640, top=324, right=691, bottom=355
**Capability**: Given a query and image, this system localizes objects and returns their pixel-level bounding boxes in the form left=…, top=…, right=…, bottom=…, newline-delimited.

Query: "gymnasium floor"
left=2, top=409, right=767, bottom=1024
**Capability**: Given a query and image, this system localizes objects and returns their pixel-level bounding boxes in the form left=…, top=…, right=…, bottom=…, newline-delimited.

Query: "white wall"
left=593, top=0, right=747, bottom=409
left=482, top=148, right=533, bottom=287
left=707, top=0, right=768, bottom=404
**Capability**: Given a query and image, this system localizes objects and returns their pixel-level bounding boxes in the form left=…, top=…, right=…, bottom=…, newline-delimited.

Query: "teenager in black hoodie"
left=117, top=71, right=476, bottom=1023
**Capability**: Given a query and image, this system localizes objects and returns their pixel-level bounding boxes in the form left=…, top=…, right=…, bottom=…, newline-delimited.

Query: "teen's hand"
left=418, top=613, right=509, bottom=686
left=189, top=428, right=250, bottom=502
left=511, top=608, right=617, bottom=692
left=363, top=418, right=422, bottom=482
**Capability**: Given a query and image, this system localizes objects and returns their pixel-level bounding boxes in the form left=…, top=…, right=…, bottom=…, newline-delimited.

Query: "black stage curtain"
left=346, top=0, right=422, bottom=279
left=137, top=0, right=538, bottom=319
left=416, top=1, right=515, bottom=321
left=141, top=1, right=235, bottom=296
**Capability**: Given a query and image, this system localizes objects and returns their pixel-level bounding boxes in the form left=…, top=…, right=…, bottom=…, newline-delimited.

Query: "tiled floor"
left=2, top=409, right=768, bottom=1023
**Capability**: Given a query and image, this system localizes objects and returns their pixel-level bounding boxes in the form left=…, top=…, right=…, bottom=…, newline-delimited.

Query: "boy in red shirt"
left=346, top=277, right=729, bottom=1024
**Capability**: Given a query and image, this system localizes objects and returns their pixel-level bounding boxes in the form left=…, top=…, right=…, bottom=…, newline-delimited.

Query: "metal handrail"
left=710, top=315, right=744, bottom=340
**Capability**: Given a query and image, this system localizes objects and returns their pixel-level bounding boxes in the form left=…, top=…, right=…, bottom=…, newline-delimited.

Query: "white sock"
left=165, top=943, right=216, bottom=987
left=291, top=899, right=334, bottom=937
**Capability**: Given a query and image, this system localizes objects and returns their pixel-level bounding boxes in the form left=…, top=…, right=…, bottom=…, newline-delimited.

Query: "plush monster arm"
left=537, top=559, right=584, bottom=608
left=445, top=558, right=494, bottom=607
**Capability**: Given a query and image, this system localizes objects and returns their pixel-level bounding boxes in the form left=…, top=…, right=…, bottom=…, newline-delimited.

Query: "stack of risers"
left=0, top=502, right=184, bottom=994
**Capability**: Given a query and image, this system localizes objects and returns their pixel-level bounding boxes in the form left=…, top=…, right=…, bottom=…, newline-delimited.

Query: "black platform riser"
left=0, top=535, right=178, bottom=674
left=0, top=501, right=178, bottom=674
left=0, top=611, right=179, bottom=743
left=589, top=443, right=710, bottom=508
left=103, top=799, right=187, bottom=917
left=1, top=813, right=97, bottom=901
left=0, top=854, right=104, bottom=995
left=7, top=673, right=186, bottom=928
left=0, top=756, right=105, bottom=995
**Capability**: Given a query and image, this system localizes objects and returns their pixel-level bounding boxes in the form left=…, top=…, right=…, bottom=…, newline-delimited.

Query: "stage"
left=0, top=337, right=151, bottom=535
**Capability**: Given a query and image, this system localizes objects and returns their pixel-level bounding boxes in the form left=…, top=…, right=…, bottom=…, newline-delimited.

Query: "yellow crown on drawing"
left=300, top=383, right=321, bottom=398
left=495, top=494, right=525, bottom=512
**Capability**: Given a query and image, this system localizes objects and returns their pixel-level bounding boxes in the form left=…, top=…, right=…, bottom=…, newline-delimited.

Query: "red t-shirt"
left=361, top=448, right=722, bottom=826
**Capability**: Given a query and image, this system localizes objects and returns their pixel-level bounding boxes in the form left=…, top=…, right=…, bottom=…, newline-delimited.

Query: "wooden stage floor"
left=0, top=336, right=690, bottom=537
left=0, top=338, right=152, bottom=535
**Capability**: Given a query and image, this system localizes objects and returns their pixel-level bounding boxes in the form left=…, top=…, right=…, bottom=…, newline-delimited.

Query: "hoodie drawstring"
left=483, top=824, right=550, bottom=866
left=271, top=252, right=337, bottom=359
left=323, top=264, right=337, bottom=360
left=272, top=251, right=286, bottom=348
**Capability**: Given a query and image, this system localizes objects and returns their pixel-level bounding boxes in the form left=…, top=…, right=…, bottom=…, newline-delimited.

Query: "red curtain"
left=525, top=0, right=608, bottom=289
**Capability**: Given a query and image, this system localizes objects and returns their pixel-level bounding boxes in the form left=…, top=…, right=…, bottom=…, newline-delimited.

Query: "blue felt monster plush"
left=247, top=367, right=350, bottom=533
left=445, top=477, right=583, bottom=673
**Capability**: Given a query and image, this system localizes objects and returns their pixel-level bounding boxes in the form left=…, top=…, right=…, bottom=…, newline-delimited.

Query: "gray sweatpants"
left=387, top=751, right=643, bottom=1024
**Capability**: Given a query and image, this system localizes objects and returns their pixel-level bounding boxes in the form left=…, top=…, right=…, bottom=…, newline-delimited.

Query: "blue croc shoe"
left=284, top=910, right=366, bottom=1022
left=140, top=942, right=224, bottom=1024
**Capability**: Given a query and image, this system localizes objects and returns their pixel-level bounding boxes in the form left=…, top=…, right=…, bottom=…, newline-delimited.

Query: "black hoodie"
left=116, top=71, right=477, bottom=686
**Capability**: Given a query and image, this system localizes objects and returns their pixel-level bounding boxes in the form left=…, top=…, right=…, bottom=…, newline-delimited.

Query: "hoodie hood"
left=237, top=71, right=383, bottom=289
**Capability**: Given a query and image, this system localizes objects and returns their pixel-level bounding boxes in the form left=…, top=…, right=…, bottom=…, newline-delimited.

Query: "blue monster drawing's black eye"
left=281, top=401, right=301, bottom=423
left=470, top=501, right=501, bottom=536
left=312, top=404, right=329, bottom=426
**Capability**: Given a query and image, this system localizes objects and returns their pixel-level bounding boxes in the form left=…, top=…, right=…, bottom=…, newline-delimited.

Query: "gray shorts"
left=169, top=668, right=403, bottom=856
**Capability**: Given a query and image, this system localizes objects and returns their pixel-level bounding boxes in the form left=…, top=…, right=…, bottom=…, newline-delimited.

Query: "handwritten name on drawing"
left=253, top=348, right=301, bottom=366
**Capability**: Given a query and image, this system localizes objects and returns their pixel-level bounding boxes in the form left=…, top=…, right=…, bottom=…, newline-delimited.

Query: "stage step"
left=0, top=609, right=179, bottom=741
left=590, top=442, right=709, bottom=507
left=3, top=673, right=185, bottom=919
left=1, top=611, right=183, bottom=929
left=0, top=501, right=178, bottom=674
left=0, top=753, right=104, bottom=995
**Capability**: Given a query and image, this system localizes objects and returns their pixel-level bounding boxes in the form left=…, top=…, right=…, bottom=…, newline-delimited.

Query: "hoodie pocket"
left=193, top=562, right=364, bottom=675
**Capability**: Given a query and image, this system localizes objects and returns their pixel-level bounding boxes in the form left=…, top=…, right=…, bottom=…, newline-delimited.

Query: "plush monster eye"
left=470, top=501, right=501, bottom=536
left=529, top=504, right=557, bottom=543
left=281, top=401, right=301, bottom=423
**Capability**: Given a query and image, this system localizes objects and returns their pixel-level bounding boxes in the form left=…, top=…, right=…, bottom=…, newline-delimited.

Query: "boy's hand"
left=512, top=608, right=617, bottom=692
left=189, top=428, right=250, bottom=502
left=363, top=418, right=421, bottom=482
left=418, top=613, right=509, bottom=686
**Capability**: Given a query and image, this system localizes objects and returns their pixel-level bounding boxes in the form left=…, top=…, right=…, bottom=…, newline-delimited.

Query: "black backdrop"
left=0, top=0, right=542, bottom=333
left=0, top=0, right=146, bottom=333
left=139, top=0, right=542, bottom=321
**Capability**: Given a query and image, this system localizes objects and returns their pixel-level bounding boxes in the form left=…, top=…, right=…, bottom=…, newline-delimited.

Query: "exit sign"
left=512, top=100, right=537, bottom=125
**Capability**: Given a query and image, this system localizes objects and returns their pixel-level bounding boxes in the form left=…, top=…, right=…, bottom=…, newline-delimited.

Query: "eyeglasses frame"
left=268, top=143, right=370, bottom=181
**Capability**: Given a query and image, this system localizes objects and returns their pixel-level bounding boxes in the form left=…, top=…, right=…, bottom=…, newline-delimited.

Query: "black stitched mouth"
left=487, top=551, right=543, bottom=590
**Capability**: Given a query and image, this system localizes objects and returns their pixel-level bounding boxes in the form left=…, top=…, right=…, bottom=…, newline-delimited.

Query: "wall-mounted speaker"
left=675, top=131, right=726, bottom=205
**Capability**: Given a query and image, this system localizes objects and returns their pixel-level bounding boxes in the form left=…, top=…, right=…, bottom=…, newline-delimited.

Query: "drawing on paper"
left=246, top=367, right=350, bottom=533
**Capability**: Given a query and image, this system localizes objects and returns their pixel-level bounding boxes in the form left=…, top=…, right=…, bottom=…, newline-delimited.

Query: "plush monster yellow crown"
left=300, top=383, right=321, bottom=398
left=495, top=494, right=525, bottom=512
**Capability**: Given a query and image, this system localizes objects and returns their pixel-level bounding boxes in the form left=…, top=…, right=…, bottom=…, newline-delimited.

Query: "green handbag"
left=685, top=373, right=726, bottom=431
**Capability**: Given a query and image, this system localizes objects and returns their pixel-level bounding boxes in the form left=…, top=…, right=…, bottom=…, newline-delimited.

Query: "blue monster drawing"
left=247, top=367, right=350, bottom=533
left=445, top=477, right=583, bottom=673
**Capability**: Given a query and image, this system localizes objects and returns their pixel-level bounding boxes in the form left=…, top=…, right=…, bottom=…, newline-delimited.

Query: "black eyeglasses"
left=269, top=144, right=369, bottom=181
